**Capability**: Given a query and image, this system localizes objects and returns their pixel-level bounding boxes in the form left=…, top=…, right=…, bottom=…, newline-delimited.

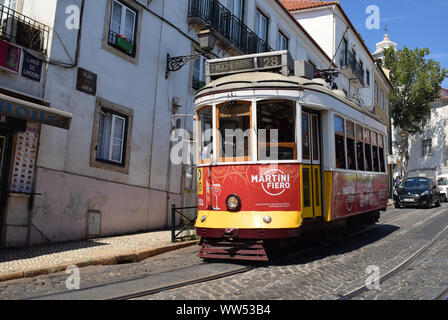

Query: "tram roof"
left=196, top=72, right=386, bottom=125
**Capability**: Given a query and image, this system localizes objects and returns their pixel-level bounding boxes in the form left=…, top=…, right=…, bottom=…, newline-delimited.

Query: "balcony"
left=340, top=50, right=365, bottom=87
left=188, top=0, right=273, bottom=55
left=0, top=4, right=50, bottom=54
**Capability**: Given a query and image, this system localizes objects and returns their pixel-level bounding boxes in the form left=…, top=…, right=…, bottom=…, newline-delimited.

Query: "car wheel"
left=425, top=197, right=432, bottom=209
left=394, top=203, right=400, bottom=209
left=436, top=197, right=441, bottom=207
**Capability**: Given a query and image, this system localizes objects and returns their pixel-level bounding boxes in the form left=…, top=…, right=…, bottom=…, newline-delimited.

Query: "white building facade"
left=284, top=0, right=381, bottom=110
left=0, top=0, right=335, bottom=247
left=406, top=92, right=448, bottom=178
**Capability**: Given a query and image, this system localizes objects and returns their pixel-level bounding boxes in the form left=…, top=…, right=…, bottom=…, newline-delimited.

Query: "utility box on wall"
left=87, top=210, right=101, bottom=238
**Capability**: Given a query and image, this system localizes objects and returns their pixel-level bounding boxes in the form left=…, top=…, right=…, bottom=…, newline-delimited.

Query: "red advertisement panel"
left=331, top=171, right=387, bottom=219
left=197, top=164, right=301, bottom=212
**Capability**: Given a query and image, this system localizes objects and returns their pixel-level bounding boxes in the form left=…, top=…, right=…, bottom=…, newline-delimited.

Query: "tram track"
left=435, top=288, right=448, bottom=300
left=24, top=206, right=437, bottom=300
left=111, top=208, right=412, bottom=300
left=338, top=223, right=448, bottom=300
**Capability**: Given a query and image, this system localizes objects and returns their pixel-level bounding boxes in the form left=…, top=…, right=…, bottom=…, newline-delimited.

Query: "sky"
left=338, top=0, right=448, bottom=89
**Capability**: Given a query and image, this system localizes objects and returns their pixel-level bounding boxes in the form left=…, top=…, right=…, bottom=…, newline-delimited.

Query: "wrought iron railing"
left=341, top=50, right=365, bottom=86
left=0, top=4, right=50, bottom=54
left=171, top=204, right=198, bottom=242
left=108, top=30, right=137, bottom=58
left=188, top=0, right=273, bottom=54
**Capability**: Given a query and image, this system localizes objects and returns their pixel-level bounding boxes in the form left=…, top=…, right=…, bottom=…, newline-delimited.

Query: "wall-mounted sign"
left=0, top=39, right=21, bottom=73
left=21, top=51, right=42, bottom=82
left=76, top=67, right=97, bottom=95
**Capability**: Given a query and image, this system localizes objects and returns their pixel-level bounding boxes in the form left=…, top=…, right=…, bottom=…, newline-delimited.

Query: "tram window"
left=371, top=131, right=380, bottom=172
left=312, top=115, right=319, bottom=161
left=334, top=115, right=346, bottom=169
left=218, top=101, right=251, bottom=161
left=355, top=125, right=365, bottom=171
left=378, top=134, right=386, bottom=172
left=302, top=113, right=310, bottom=160
left=364, top=128, right=373, bottom=172
left=346, top=120, right=356, bottom=170
left=197, top=107, right=213, bottom=162
left=303, top=167, right=311, bottom=207
left=257, top=100, right=296, bottom=160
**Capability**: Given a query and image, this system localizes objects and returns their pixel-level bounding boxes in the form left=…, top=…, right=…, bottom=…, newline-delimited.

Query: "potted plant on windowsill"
left=116, top=34, right=133, bottom=53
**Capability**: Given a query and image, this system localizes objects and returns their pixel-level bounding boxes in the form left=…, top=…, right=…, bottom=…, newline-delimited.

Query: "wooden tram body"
left=194, top=52, right=388, bottom=261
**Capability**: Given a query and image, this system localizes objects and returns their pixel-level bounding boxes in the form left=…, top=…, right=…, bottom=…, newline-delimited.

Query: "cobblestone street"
left=0, top=204, right=447, bottom=300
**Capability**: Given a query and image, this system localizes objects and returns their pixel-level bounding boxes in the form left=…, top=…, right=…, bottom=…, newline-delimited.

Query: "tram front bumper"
left=195, top=210, right=302, bottom=239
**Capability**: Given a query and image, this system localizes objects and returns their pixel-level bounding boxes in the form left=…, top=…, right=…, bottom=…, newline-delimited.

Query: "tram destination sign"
left=206, top=50, right=293, bottom=83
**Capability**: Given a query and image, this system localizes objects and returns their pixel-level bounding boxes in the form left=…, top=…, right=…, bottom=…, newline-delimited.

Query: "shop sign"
left=0, top=98, right=71, bottom=129
left=21, top=51, right=42, bottom=82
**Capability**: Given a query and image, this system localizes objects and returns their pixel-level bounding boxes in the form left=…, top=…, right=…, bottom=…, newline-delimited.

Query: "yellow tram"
left=193, top=51, right=388, bottom=261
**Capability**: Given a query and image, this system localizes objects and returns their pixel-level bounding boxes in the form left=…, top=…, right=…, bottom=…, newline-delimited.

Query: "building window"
left=108, top=0, right=137, bottom=57
left=334, top=115, right=346, bottom=169
left=381, top=89, right=385, bottom=110
left=229, top=0, right=244, bottom=20
left=366, top=70, right=370, bottom=86
left=192, top=51, right=206, bottom=90
left=374, top=81, right=379, bottom=105
left=277, top=31, right=288, bottom=51
left=422, top=139, right=432, bottom=156
left=0, top=0, right=17, bottom=10
left=97, top=109, right=128, bottom=165
left=255, top=9, right=268, bottom=43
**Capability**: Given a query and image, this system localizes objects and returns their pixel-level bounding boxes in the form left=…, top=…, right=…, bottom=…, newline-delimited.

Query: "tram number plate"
left=257, top=55, right=281, bottom=68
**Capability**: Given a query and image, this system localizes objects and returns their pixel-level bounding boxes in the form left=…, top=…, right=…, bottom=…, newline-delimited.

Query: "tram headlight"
left=226, top=194, right=241, bottom=212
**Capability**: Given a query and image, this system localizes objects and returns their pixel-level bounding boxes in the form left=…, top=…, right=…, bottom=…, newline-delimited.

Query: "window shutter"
left=110, top=114, right=126, bottom=163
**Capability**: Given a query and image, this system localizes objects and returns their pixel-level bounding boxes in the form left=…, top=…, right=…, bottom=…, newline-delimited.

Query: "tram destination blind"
left=208, top=54, right=283, bottom=80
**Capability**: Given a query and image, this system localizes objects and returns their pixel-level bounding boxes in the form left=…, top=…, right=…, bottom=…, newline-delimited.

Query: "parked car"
left=393, top=177, right=441, bottom=209
left=436, top=175, right=448, bottom=202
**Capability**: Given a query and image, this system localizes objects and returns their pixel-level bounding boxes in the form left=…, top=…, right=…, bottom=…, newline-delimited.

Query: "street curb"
left=0, top=240, right=199, bottom=283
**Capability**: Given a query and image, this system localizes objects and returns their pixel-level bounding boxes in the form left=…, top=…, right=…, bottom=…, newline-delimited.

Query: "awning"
left=0, top=93, right=72, bottom=129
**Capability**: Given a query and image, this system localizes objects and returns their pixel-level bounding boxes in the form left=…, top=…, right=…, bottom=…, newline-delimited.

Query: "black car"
left=393, top=177, right=441, bottom=209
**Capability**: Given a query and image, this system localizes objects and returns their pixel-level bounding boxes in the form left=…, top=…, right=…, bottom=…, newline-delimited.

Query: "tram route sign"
left=206, top=50, right=294, bottom=83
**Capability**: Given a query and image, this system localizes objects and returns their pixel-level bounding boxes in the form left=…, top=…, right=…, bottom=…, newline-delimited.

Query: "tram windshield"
left=218, top=101, right=251, bottom=162
left=196, top=99, right=298, bottom=163
left=257, top=100, right=296, bottom=160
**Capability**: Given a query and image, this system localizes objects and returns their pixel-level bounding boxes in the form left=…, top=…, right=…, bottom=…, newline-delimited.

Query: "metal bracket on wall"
left=165, top=53, right=202, bottom=79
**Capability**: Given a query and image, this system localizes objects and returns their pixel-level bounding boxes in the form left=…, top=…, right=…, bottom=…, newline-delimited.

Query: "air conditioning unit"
left=1, top=17, right=44, bottom=52
left=294, top=60, right=314, bottom=79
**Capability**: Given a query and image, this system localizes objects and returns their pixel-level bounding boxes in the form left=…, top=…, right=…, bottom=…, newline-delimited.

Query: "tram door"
left=301, top=111, right=322, bottom=219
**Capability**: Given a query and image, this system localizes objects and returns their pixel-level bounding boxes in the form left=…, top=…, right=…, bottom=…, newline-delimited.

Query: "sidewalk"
left=0, top=230, right=198, bottom=282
